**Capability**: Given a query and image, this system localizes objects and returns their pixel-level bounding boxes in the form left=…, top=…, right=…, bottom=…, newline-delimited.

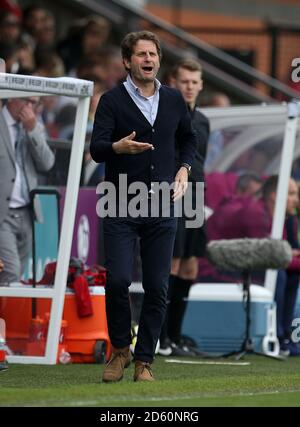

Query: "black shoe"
left=158, top=338, right=195, bottom=357
left=279, top=339, right=290, bottom=357
left=0, top=363, right=8, bottom=371
left=158, top=341, right=173, bottom=356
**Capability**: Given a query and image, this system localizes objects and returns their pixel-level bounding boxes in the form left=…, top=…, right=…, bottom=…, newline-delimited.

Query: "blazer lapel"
left=0, top=111, right=15, bottom=165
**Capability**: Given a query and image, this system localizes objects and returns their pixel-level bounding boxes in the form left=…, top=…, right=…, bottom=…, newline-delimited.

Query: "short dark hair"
left=236, top=172, right=262, bottom=194
left=262, top=175, right=278, bottom=200
left=121, top=31, right=162, bottom=70
left=172, top=58, right=202, bottom=79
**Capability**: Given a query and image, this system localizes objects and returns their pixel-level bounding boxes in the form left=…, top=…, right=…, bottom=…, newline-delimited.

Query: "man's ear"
left=123, top=58, right=131, bottom=72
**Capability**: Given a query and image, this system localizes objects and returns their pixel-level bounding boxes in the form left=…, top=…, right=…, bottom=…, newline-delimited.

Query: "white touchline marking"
left=165, top=359, right=250, bottom=366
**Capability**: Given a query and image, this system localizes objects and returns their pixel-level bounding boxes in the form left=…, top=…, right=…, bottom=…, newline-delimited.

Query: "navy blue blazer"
left=90, top=84, right=197, bottom=187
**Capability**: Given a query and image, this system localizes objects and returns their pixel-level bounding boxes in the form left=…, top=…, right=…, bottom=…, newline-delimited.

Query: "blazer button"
left=11, top=178, right=15, bottom=183
left=151, top=165, right=155, bottom=170
left=152, top=128, right=155, bottom=133
left=6, top=197, right=10, bottom=201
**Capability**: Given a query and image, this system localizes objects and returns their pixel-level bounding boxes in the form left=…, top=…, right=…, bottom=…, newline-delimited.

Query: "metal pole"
left=45, top=96, right=91, bottom=364
left=265, top=101, right=300, bottom=297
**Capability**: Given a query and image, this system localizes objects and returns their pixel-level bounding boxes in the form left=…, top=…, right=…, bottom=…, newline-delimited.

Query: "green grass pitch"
left=1, top=356, right=300, bottom=407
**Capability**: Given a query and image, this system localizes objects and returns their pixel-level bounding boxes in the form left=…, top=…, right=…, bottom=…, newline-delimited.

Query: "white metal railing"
left=0, top=73, right=92, bottom=364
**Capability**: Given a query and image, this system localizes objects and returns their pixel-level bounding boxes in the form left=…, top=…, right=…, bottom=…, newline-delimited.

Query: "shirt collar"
left=126, top=74, right=161, bottom=98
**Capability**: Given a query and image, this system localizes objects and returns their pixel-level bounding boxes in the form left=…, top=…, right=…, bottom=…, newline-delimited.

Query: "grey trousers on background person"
left=0, top=206, right=32, bottom=284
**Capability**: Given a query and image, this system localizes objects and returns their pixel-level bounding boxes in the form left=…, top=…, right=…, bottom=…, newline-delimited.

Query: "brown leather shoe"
left=102, top=346, right=131, bottom=383
left=134, top=361, right=155, bottom=382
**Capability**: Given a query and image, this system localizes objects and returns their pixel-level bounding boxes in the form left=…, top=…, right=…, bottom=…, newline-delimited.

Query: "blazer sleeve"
left=90, top=94, right=116, bottom=163
left=175, top=95, right=197, bottom=167
left=27, top=122, right=55, bottom=172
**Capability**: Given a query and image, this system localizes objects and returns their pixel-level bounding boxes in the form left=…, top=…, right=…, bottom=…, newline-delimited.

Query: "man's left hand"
left=19, top=104, right=37, bottom=132
left=173, top=167, right=188, bottom=201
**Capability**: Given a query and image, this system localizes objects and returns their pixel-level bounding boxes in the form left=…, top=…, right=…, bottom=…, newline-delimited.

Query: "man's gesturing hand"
left=173, top=167, right=189, bottom=201
left=112, top=131, right=154, bottom=154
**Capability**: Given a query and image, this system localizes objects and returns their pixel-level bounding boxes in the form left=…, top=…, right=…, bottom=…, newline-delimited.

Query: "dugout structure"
left=0, top=73, right=93, bottom=364
left=202, top=102, right=300, bottom=298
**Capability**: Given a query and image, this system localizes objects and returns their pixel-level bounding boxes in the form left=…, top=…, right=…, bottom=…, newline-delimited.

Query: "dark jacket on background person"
left=184, top=106, right=209, bottom=183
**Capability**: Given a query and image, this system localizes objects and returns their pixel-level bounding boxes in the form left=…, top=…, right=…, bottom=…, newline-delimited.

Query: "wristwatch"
left=181, top=163, right=192, bottom=176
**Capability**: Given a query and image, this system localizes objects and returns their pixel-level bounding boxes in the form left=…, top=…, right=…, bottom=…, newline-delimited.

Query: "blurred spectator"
left=0, top=259, right=3, bottom=273
left=22, top=5, right=48, bottom=48
left=207, top=92, right=231, bottom=107
left=40, top=96, right=60, bottom=138
left=58, top=15, right=111, bottom=74
left=235, top=172, right=262, bottom=197
left=34, top=11, right=56, bottom=51
left=57, top=19, right=84, bottom=73
left=34, top=49, right=65, bottom=77
left=54, top=104, right=77, bottom=139
left=87, top=76, right=106, bottom=122
left=103, top=48, right=126, bottom=89
left=81, top=16, right=111, bottom=57
left=204, top=92, right=231, bottom=171
left=16, top=41, right=35, bottom=73
left=207, top=173, right=263, bottom=242
left=83, top=75, right=106, bottom=185
left=0, top=12, right=21, bottom=44
left=0, top=41, right=19, bottom=73
left=76, top=55, right=109, bottom=82
left=56, top=54, right=108, bottom=114
left=0, top=0, right=22, bottom=18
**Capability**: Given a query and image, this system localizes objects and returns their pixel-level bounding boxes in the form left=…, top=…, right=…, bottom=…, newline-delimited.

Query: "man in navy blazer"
left=90, top=31, right=196, bottom=382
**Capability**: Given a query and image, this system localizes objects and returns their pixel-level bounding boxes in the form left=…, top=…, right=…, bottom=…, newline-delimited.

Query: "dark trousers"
left=103, top=215, right=177, bottom=363
left=275, top=270, right=300, bottom=341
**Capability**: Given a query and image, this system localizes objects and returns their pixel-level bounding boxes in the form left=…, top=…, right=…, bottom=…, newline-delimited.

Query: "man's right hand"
left=112, top=131, right=154, bottom=154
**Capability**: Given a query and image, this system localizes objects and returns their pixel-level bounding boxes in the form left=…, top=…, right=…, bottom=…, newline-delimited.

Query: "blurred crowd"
left=0, top=3, right=233, bottom=187
left=0, top=4, right=127, bottom=140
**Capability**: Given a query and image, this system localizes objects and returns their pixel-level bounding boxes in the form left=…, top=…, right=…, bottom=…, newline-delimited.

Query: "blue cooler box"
left=182, top=283, right=275, bottom=354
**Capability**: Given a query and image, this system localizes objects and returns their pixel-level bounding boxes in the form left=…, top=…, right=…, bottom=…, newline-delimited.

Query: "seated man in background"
left=199, top=172, right=263, bottom=281
left=263, top=177, right=300, bottom=356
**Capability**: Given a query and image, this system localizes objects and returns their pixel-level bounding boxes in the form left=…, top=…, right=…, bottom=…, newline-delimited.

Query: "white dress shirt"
left=123, top=74, right=161, bottom=126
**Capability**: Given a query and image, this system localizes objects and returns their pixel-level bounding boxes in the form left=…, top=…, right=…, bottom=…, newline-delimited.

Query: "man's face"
left=172, top=67, right=203, bottom=106
left=7, top=97, right=41, bottom=121
left=124, top=39, right=160, bottom=85
left=286, top=179, right=299, bottom=215
left=1, top=15, right=21, bottom=42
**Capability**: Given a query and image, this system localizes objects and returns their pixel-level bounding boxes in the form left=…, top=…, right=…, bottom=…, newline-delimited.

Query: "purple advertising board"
left=59, top=187, right=99, bottom=265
